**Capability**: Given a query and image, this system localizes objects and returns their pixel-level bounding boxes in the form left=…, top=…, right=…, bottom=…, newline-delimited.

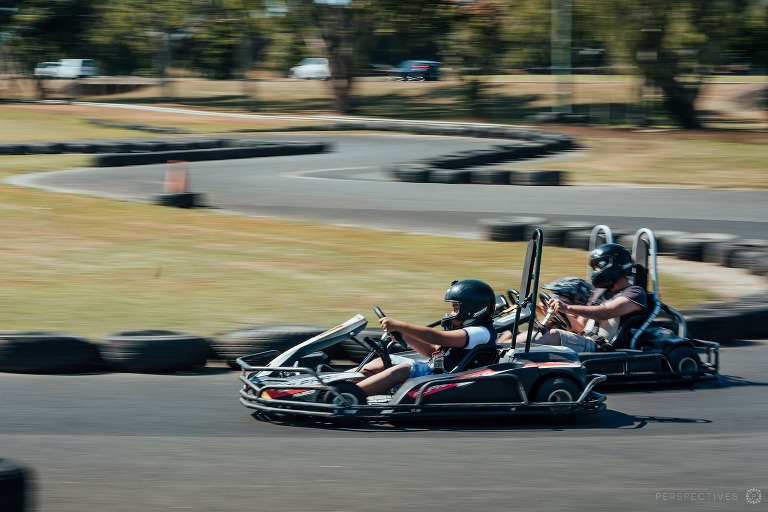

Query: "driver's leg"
left=535, top=329, right=565, bottom=346
left=356, top=364, right=411, bottom=396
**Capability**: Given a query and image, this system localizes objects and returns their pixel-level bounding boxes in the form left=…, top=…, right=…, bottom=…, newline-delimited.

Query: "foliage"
left=3, top=0, right=766, bottom=126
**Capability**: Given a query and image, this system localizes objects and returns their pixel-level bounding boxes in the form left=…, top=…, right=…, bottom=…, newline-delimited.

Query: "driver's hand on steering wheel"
left=379, top=316, right=400, bottom=332
left=548, top=297, right=570, bottom=314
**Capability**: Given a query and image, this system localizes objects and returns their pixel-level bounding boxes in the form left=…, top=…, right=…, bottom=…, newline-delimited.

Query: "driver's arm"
left=380, top=317, right=468, bottom=357
left=550, top=296, right=641, bottom=321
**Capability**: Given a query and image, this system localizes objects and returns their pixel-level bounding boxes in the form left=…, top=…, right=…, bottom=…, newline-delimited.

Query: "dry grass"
left=0, top=78, right=763, bottom=339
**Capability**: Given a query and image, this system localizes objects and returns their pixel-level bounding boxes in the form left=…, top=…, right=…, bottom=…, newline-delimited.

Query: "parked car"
left=33, top=61, right=60, bottom=78
left=34, top=59, right=99, bottom=79
left=387, top=60, right=441, bottom=81
left=289, top=58, right=331, bottom=80
left=55, top=59, right=99, bottom=79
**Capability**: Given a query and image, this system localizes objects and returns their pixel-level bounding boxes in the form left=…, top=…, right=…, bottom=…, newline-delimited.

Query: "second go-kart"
left=237, top=230, right=606, bottom=424
left=495, top=225, right=720, bottom=386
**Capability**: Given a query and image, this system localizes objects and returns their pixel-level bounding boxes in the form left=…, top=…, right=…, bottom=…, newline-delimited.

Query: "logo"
left=746, top=489, right=762, bottom=505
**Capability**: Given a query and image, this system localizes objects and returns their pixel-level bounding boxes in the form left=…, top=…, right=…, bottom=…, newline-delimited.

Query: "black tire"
left=210, top=324, right=329, bottom=369
left=0, top=458, right=33, bottom=512
left=479, top=216, right=547, bottom=242
left=524, top=221, right=594, bottom=247
left=533, top=377, right=580, bottom=403
left=508, top=170, right=563, bottom=186
left=469, top=169, right=511, bottom=185
left=429, top=169, right=470, bottom=184
left=561, top=228, right=594, bottom=250
left=0, top=331, right=103, bottom=374
left=320, top=381, right=367, bottom=406
left=155, top=192, right=204, bottom=209
left=666, top=345, right=701, bottom=376
left=100, top=330, right=210, bottom=373
left=731, top=249, right=768, bottom=270
left=674, top=233, right=740, bottom=261
left=652, top=230, right=690, bottom=255
left=389, top=164, right=431, bottom=183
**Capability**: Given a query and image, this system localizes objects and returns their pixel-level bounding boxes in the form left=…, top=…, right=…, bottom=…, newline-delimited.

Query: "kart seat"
left=450, top=344, right=501, bottom=372
left=603, top=296, right=685, bottom=351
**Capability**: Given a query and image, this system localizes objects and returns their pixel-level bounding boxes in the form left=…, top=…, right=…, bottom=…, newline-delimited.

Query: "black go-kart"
left=494, top=225, right=719, bottom=387
left=237, top=229, right=606, bottom=424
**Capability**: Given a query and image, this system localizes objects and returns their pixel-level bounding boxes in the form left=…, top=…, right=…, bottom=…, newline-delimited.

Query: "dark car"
left=387, top=60, right=441, bottom=81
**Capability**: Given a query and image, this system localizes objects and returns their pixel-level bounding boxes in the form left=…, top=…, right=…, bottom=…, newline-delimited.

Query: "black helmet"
left=589, top=243, right=634, bottom=288
left=542, top=277, right=594, bottom=305
left=441, top=279, right=496, bottom=330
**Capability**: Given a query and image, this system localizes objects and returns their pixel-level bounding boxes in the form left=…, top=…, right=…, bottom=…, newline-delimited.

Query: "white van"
left=53, top=59, right=99, bottom=79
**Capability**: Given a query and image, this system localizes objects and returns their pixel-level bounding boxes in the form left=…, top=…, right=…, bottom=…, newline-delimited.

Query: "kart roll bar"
left=511, top=228, right=543, bottom=353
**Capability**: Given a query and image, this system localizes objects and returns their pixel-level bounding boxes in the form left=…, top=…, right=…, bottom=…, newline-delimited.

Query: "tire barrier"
left=672, top=233, right=741, bottom=262
left=0, top=458, right=33, bottom=512
left=477, top=216, right=768, bottom=343
left=508, top=170, right=562, bottom=186
left=0, top=331, right=103, bottom=374
left=387, top=164, right=431, bottom=183
left=99, top=330, right=210, bottom=373
left=0, top=138, right=330, bottom=165
left=93, top=142, right=330, bottom=167
left=703, top=239, right=768, bottom=268
left=522, top=221, right=594, bottom=247
left=480, top=216, right=547, bottom=242
left=209, top=324, right=332, bottom=369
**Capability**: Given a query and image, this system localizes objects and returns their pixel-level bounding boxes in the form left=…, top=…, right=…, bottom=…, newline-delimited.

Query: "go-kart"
left=236, top=229, right=606, bottom=424
left=498, top=225, right=720, bottom=386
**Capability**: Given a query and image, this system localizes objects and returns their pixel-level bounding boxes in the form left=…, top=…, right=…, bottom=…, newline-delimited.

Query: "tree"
left=600, top=0, right=765, bottom=128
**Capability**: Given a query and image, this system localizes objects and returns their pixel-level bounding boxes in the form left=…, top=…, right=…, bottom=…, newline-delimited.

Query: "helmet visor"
left=592, top=257, right=612, bottom=272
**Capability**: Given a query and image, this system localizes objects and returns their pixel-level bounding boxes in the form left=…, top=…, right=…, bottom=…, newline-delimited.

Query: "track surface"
left=4, top=131, right=768, bottom=511
left=12, top=132, right=768, bottom=239
left=1, top=343, right=766, bottom=512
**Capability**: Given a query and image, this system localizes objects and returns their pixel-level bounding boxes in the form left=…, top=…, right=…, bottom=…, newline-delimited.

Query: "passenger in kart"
left=532, top=243, right=647, bottom=352
left=496, top=276, right=594, bottom=343
left=354, top=279, right=498, bottom=396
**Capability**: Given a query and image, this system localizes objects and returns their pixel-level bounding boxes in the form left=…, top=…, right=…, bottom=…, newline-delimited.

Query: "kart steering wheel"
left=533, top=292, right=572, bottom=333
left=373, top=306, right=409, bottom=350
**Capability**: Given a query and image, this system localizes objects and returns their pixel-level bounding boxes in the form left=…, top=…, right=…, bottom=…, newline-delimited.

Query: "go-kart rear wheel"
left=534, top=377, right=580, bottom=403
left=666, top=346, right=701, bottom=376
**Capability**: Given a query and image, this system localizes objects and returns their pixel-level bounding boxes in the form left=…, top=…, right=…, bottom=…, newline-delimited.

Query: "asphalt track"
left=3, top=129, right=768, bottom=511
left=11, top=132, right=768, bottom=240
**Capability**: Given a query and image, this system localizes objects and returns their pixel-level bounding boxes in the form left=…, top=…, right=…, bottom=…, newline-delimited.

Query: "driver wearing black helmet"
left=535, top=243, right=647, bottom=352
left=497, top=276, right=594, bottom=343
left=354, top=279, right=499, bottom=396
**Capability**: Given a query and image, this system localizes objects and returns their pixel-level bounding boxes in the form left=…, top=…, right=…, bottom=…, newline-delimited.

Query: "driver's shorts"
left=559, top=331, right=598, bottom=352
left=390, top=354, right=433, bottom=377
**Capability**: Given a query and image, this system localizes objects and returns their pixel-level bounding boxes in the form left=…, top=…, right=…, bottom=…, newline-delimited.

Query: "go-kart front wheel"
left=319, top=381, right=368, bottom=407
left=534, top=377, right=579, bottom=403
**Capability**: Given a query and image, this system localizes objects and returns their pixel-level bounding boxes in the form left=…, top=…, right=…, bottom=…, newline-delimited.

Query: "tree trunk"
left=657, top=78, right=702, bottom=129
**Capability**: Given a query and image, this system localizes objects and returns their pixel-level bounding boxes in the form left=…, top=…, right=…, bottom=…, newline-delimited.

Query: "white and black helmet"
left=441, top=279, right=496, bottom=330
left=542, top=277, right=594, bottom=305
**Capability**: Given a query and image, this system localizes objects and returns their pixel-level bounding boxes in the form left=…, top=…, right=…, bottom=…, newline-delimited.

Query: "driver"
left=497, top=276, right=594, bottom=343
left=534, top=243, right=647, bottom=352
left=354, top=279, right=499, bottom=396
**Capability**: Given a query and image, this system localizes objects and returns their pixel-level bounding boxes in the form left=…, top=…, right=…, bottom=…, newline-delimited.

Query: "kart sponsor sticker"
left=406, top=368, right=496, bottom=399
left=522, top=362, right=582, bottom=368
